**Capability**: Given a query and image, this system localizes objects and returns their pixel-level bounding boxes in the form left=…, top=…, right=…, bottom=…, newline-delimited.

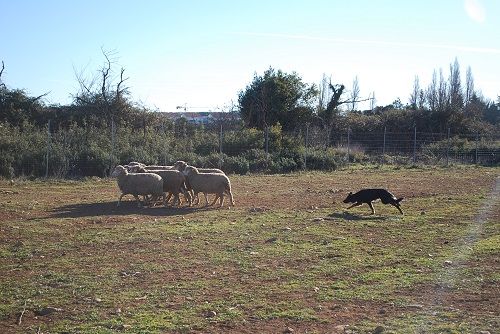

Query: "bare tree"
left=437, top=68, right=448, bottom=112
left=316, top=77, right=372, bottom=146
left=349, top=76, right=360, bottom=111
left=465, top=66, right=475, bottom=105
left=73, top=48, right=130, bottom=124
left=426, top=70, right=438, bottom=111
left=317, top=73, right=332, bottom=112
left=409, top=75, right=420, bottom=110
left=0, top=61, right=5, bottom=89
left=449, top=58, right=463, bottom=111
left=370, top=91, right=376, bottom=111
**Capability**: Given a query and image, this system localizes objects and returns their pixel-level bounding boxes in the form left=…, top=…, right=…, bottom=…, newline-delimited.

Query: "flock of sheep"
left=110, top=161, right=235, bottom=209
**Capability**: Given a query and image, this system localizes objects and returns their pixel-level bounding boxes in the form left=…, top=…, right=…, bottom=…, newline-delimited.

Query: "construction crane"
left=175, top=104, right=213, bottom=112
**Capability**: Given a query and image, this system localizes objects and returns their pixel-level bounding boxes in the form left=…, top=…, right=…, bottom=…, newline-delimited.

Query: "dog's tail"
left=396, top=197, right=404, bottom=203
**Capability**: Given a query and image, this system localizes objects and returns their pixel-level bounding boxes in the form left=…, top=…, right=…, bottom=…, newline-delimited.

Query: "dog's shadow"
left=328, top=211, right=389, bottom=221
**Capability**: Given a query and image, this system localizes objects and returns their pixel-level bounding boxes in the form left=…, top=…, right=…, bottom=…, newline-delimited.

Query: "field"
left=0, top=166, right=499, bottom=334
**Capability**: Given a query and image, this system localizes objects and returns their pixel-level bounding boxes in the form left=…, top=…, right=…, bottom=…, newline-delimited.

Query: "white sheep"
left=183, top=166, right=234, bottom=208
left=137, top=168, right=192, bottom=207
left=111, top=165, right=166, bottom=207
left=173, top=160, right=224, bottom=174
left=173, top=161, right=225, bottom=203
left=144, top=165, right=173, bottom=171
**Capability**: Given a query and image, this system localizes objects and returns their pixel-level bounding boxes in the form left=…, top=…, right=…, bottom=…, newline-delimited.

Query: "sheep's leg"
left=225, top=189, right=235, bottom=206
left=189, top=190, right=195, bottom=202
left=150, top=194, right=161, bottom=208
left=161, top=192, right=167, bottom=207
left=173, top=193, right=181, bottom=206
left=117, top=193, right=126, bottom=207
left=165, top=193, right=173, bottom=206
left=209, top=194, right=220, bottom=207
left=201, top=192, right=209, bottom=206
left=192, top=191, right=200, bottom=205
left=205, top=193, right=212, bottom=206
left=181, top=188, right=192, bottom=206
left=218, top=194, right=225, bottom=208
left=133, top=194, right=142, bottom=208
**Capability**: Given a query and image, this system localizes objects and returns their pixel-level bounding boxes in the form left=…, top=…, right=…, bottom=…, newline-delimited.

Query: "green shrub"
left=223, top=155, right=250, bottom=175
left=244, top=149, right=270, bottom=172
left=305, top=148, right=344, bottom=171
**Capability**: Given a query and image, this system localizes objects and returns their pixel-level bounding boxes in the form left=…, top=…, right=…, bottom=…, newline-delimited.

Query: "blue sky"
left=1, top=0, right=499, bottom=112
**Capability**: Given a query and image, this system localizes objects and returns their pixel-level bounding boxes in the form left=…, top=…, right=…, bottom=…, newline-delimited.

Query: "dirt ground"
left=0, top=166, right=498, bottom=333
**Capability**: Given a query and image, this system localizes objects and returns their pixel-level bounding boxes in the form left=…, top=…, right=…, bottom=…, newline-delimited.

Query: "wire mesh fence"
left=1, top=120, right=498, bottom=178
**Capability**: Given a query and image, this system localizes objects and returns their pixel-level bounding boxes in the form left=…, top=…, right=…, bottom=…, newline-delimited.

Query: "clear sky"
left=1, top=0, right=499, bottom=112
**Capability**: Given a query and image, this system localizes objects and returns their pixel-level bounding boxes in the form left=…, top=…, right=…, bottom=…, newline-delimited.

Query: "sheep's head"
left=127, top=165, right=145, bottom=173
left=111, top=165, right=127, bottom=177
left=183, top=165, right=198, bottom=176
left=173, top=160, right=188, bottom=171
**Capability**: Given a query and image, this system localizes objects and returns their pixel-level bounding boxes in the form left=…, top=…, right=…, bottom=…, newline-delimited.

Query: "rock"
left=373, top=325, right=384, bottom=334
left=479, top=331, right=491, bottom=334
left=34, top=307, right=62, bottom=316
left=444, top=260, right=453, bottom=265
left=116, top=324, right=132, bottom=330
left=312, top=217, right=324, bottom=222
left=205, top=310, right=217, bottom=318
left=333, top=324, right=349, bottom=332
left=284, top=327, right=294, bottom=333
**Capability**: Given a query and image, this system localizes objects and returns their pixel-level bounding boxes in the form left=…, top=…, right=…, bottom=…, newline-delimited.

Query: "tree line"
left=0, top=53, right=498, bottom=177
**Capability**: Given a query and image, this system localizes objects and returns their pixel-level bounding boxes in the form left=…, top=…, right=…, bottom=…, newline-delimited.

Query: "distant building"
left=162, top=111, right=240, bottom=124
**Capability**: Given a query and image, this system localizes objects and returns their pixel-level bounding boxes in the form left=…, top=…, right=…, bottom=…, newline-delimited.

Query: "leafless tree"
left=316, top=76, right=372, bottom=146
left=73, top=48, right=129, bottom=123
left=426, top=70, right=438, bottom=111
left=465, top=66, right=475, bottom=105
left=349, top=76, right=360, bottom=111
left=409, top=75, right=420, bottom=110
left=370, top=91, right=376, bottom=111
left=317, top=73, right=332, bottom=112
left=437, top=68, right=448, bottom=112
left=449, top=58, right=463, bottom=110
left=0, top=61, right=6, bottom=89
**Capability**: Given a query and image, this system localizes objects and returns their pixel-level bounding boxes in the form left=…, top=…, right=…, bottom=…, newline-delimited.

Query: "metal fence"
left=2, top=120, right=498, bottom=178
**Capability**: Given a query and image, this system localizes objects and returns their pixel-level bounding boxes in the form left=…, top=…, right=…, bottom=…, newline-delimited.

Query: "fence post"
left=304, top=123, right=309, bottom=170
left=475, top=132, right=479, bottom=165
left=347, top=127, right=351, bottom=163
left=110, top=117, right=116, bottom=175
left=413, top=125, right=417, bottom=164
left=219, top=122, right=223, bottom=169
left=382, top=126, right=387, bottom=156
left=446, top=127, right=450, bottom=166
left=265, top=126, right=269, bottom=155
left=45, top=120, right=51, bottom=178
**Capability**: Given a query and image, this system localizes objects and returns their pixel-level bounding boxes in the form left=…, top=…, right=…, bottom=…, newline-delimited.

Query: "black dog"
left=343, top=189, right=404, bottom=215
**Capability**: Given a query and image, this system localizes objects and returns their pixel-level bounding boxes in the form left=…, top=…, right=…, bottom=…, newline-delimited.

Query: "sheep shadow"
left=328, top=211, right=389, bottom=221
left=50, top=200, right=210, bottom=219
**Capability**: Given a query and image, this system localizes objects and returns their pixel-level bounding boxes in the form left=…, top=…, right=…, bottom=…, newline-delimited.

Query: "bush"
left=244, top=149, right=270, bottom=172
left=223, top=128, right=264, bottom=156
left=305, top=148, right=345, bottom=171
left=222, top=155, right=250, bottom=175
left=269, top=155, right=298, bottom=173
